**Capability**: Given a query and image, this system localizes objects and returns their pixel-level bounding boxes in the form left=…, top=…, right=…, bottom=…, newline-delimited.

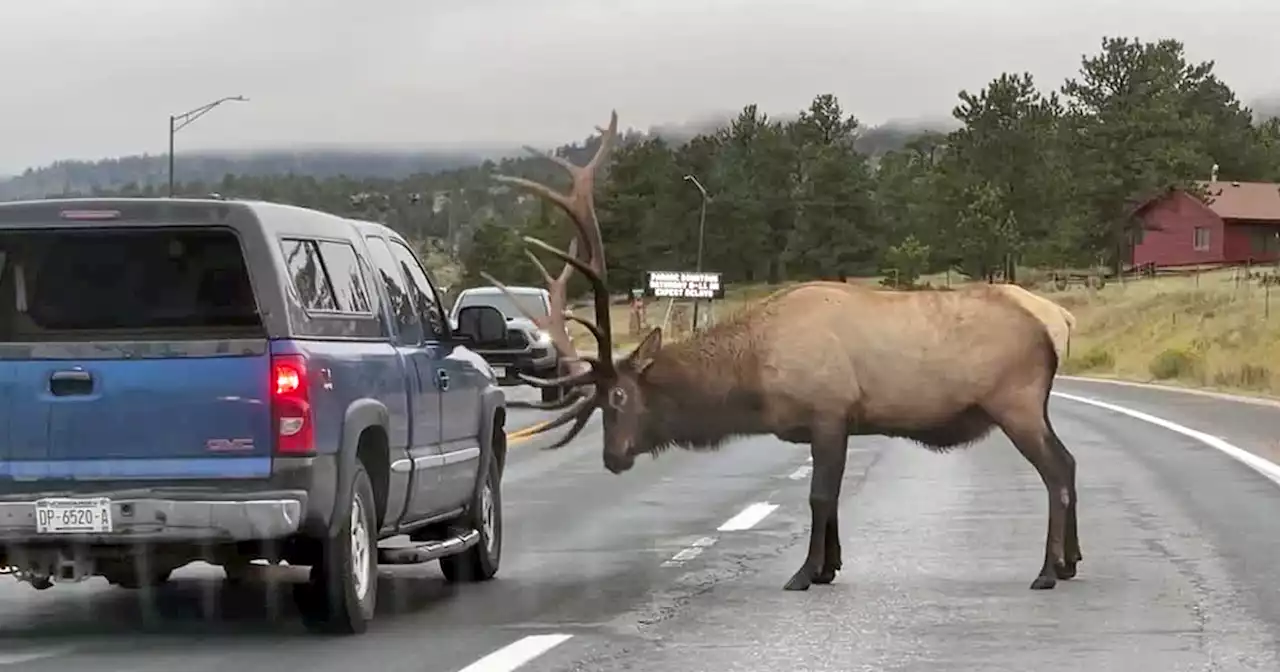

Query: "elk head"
left=481, top=110, right=657, bottom=473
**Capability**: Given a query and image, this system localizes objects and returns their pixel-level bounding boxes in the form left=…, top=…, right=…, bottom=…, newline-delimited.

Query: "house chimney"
left=1210, top=163, right=1219, bottom=182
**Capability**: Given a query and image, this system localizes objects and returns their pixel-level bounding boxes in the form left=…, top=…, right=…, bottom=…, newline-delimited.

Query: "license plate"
left=35, top=498, right=113, bottom=534
left=492, top=366, right=506, bottom=378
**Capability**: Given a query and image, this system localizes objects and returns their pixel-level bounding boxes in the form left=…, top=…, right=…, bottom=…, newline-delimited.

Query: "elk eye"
left=609, top=387, right=628, bottom=409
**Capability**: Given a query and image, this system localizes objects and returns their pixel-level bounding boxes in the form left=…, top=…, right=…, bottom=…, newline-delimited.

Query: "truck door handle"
left=436, top=369, right=450, bottom=391
left=50, top=369, right=93, bottom=396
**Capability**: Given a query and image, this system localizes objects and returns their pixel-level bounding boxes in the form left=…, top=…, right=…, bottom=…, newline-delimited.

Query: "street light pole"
left=168, top=95, right=248, bottom=197
left=683, top=173, right=709, bottom=331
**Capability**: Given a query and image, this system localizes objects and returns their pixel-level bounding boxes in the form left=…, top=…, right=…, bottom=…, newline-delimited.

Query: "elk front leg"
left=812, top=507, right=841, bottom=584
left=783, top=430, right=848, bottom=591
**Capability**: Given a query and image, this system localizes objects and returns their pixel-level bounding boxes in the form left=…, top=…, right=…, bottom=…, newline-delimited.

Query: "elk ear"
left=624, top=327, right=663, bottom=373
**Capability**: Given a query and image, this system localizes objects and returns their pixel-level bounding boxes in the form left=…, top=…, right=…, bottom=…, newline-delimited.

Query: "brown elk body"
left=486, top=111, right=1082, bottom=592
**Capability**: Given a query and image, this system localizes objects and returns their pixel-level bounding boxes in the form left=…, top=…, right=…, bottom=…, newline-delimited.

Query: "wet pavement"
left=1, top=379, right=1279, bottom=671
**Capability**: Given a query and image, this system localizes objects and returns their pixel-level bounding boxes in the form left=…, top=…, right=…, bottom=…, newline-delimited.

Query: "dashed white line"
left=1052, top=391, right=1280, bottom=487
left=0, top=647, right=76, bottom=666
left=661, top=536, right=717, bottom=567
left=788, top=465, right=813, bottom=480
left=456, top=634, right=573, bottom=672
left=717, top=502, right=779, bottom=531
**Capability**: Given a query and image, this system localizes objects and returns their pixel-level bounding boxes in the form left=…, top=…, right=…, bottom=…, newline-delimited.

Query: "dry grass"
left=1041, top=267, right=1280, bottom=397
left=564, top=266, right=1280, bottom=399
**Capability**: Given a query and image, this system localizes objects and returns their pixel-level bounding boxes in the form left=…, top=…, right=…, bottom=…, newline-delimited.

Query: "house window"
left=1193, top=227, right=1211, bottom=251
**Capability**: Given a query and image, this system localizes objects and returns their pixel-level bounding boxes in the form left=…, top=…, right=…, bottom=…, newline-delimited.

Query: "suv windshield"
left=454, top=291, right=547, bottom=321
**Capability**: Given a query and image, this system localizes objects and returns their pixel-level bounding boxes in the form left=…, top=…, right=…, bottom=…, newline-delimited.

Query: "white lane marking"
left=718, top=502, right=779, bottom=531
left=457, top=634, right=573, bottom=672
left=788, top=465, right=813, bottom=480
left=1058, top=375, right=1280, bottom=409
left=0, top=647, right=76, bottom=666
left=1052, top=391, right=1280, bottom=487
left=661, top=536, right=717, bottom=567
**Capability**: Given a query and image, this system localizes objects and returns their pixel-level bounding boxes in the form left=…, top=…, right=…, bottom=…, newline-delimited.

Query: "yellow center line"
left=505, top=420, right=551, bottom=446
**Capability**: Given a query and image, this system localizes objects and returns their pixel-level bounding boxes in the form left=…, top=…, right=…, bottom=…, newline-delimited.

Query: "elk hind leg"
left=1047, top=418, right=1082, bottom=577
left=784, top=428, right=848, bottom=591
left=995, top=411, right=1069, bottom=590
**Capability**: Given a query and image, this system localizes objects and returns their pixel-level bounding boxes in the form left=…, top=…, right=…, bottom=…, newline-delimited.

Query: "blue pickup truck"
left=0, top=197, right=512, bottom=635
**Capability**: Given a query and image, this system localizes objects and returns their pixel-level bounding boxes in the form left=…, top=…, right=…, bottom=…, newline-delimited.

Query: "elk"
left=484, top=111, right=1082, bottom=593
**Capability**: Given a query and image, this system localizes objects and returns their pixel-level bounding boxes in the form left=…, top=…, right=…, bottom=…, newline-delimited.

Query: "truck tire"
left=540, top=384, right=564, bottom=403
left=221, top=557, right=255, bottom=585
left=102, top=565, right=172, bottom=589
left=539, top=361, right=568, bottom=403
left=439, top=454, right=502, bottom=583
left=295, top=463, right=378, bottom=635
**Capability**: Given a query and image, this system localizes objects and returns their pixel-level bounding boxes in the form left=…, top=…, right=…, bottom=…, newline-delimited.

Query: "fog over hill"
left=1252, top=96, right=1280, bottom=121
left=7, top=93, right=1273, bottom=202
left=0, top=113, right=957, bottom=201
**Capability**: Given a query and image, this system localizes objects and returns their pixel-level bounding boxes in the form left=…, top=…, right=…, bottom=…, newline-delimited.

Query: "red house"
left=1131, top=180, right=1280, bottom=268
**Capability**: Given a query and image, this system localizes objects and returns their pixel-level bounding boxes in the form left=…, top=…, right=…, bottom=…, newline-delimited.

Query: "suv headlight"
left=533, top=329, right=553, bottom=346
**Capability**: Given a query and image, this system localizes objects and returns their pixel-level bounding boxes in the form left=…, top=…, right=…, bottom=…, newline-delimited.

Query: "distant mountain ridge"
left=0, top=114, right=957, bottom=201
left=0, top=149, right=510, bottom=202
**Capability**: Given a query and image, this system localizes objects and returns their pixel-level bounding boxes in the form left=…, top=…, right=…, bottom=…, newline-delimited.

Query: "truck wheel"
left=102, top=566, right=172, bottom=589
left=295, top=463, right=378, bottom=635
left=540, top=384, right=564, bottom=403
left=222, top=557, right=254, bottom=585
left=440, top=455, right=502, bottom=583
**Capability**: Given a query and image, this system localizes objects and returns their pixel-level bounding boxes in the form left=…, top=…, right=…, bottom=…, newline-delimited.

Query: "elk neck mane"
left=634, top=300, right=783, bottom=455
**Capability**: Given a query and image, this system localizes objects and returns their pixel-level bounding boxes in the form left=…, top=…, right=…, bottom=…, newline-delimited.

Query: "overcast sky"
left=1, top=0, right=1277, bottom=174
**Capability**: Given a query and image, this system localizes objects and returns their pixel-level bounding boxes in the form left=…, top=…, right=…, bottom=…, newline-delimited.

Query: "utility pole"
left=168, top=95, right=248, bottom=197
left=683, top=174, right=709, bottom=331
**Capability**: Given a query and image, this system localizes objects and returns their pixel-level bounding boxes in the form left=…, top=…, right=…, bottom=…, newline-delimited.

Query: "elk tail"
left=1059, top=303, right=1076, bottom=362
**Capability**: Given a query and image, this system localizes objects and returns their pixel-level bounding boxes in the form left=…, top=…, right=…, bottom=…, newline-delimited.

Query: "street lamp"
left=683, top=173, right=710, bottom=331
left=168, top=95, right=248, bottom=197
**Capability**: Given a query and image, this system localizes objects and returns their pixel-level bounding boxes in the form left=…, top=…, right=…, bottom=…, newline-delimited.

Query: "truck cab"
left=0, top=198, right=510, bottom=635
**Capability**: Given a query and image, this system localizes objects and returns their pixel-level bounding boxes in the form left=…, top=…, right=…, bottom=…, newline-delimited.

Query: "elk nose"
left=603, top=452, right=634, bottom=474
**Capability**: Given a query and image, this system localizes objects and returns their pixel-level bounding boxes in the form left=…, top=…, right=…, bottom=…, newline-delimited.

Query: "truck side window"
left=387, top=240, right=447, bottom=339
left=363, top=236, right=423, bottom=346
left=315, top=241, right=373, bottom=314
left=280, top=238, right=338, bottom=312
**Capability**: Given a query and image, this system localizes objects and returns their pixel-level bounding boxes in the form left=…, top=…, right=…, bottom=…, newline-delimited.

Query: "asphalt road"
left=3, top=378, right=1280, bottom=671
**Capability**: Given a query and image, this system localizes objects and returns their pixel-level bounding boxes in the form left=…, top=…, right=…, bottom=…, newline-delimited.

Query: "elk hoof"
left=1029, top=574, right=1057, bottom=590
left=783, top=568, right=813, bottom=591
left=1054, top=561, right=1078, bottom=580
left=811, top=566, right=838, bottom=585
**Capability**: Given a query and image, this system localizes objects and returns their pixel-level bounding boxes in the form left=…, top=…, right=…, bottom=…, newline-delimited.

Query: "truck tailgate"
left=0, top=221, right=274, bottom=483
left=7, top=350, right=273, bottom=481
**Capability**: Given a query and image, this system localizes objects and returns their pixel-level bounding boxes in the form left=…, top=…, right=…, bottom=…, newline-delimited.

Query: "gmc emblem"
left=206, top=438, right=256, bottom=453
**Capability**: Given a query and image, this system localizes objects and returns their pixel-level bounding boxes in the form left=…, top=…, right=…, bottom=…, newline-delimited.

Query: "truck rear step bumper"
left=0, top=494, right=305, bottom=543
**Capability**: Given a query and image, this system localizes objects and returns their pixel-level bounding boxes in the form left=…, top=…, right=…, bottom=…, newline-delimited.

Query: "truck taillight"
left=271, top=354, right=314, bottom=456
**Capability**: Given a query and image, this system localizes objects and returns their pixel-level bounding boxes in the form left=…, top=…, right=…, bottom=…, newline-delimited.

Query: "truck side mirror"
left=454, top=305, right=506, bottom=348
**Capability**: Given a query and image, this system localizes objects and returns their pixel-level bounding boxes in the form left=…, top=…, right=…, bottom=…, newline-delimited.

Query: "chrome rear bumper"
left=0, top=495, right=305, bottom=543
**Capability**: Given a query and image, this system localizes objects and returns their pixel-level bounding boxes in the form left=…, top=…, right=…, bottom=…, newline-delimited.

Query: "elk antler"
left=483, top=111, right=619, bottom=444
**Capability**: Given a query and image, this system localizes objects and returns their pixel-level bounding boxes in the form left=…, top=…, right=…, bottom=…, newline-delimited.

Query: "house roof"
left=1196, top=180, right=1280, bottom=222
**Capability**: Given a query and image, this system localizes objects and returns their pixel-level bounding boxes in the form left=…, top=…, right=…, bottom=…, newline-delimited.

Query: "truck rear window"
left=0, top=227, right=262, bottom=341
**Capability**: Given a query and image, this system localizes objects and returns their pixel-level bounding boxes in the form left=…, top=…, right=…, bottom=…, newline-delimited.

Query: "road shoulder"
left=1053, top=376, right=1280, bottom=466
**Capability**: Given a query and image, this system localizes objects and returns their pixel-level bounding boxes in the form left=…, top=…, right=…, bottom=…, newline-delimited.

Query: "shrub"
left=1148, top=348, right=1200, bottom=381
left=1063, top=348, right=1114, bottom=374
